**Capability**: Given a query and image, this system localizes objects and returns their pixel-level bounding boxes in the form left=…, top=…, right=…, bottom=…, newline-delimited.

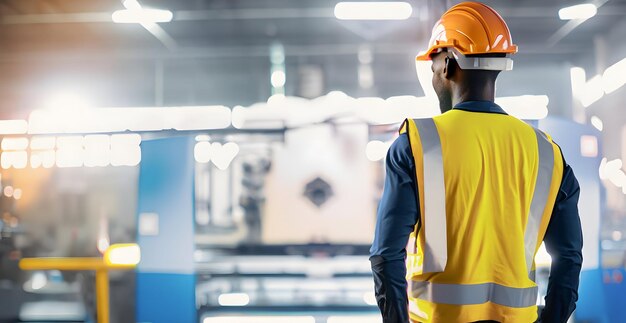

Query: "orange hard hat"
left=416, top=1, right=518, bottom=61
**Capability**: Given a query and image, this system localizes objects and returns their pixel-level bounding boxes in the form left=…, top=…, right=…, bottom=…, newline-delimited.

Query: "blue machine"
left=136, top=137, right=196, bottom=323
left=540, top=117, right=626, bottom=323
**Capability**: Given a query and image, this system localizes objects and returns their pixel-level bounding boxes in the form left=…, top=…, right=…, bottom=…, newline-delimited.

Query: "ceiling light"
left=334, top=2, right=413, bottom=20
left=558, top=4, right=597, bottom=20
left=217, top=293, right=250, bottom=306
left=112, top=9, right=173, bottom=24
left=602, top=57, right=626, bottom=94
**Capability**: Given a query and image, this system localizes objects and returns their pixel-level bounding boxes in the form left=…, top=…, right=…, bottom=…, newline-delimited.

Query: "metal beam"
left=0, top=43, right=588, bottom=64
left=6, top=5, right=625, bottom=25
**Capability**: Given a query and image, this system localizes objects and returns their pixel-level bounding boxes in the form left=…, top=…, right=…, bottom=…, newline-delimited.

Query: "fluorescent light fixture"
left=30, top=137, right=56, bottom=150
left=580, top=75, right=604, bottom=107
left=0, top=120, right=28, bottom=135
left=104, top=243, right=141, bottom=266
left=558, top=3, right=597, bottom=20
left=110, top=134, right=142, bottom=166
left=84, top=135, right=111, bottom=167
left=28, top=106, right=230, bottom=134
left=30, top=150, right=55, bottom=169
left=1, top=137, right=29, bottom=151
left=334, top=2, right=413, bottom=20
left=1, top=152, right=27, bottom=169
left=204, top=317, right=315, bottom=323
left=112, top=9, right=173, bottom=24
left=590, top=115, right=603, bottom=131
left=217, top=293, right=250, bottom=306
left=602, top=57, right=626, bottom=94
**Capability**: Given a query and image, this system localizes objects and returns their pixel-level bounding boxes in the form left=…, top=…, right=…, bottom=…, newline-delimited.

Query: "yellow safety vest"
left=400, top=109, right=564, bottom=323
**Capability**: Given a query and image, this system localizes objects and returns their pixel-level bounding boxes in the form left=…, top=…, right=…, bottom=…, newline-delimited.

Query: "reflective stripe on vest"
left=524, top=128, right=555, bottom=273
left=413, top=118, right=448, bottom=273
left=411, top=281, right=538, bottom=308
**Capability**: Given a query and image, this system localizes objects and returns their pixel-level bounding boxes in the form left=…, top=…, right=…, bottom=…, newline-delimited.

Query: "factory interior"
left=0, top=0, right=625, bottom=322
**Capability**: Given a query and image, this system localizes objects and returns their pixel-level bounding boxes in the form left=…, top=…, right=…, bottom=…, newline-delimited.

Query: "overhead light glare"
left=602, top=57, right=626, bottom=94
left=112, top=8, right=173, bottom=24
left=558, top=3, right=597, bottom=20
left=334, top=2, right=413, bottom=20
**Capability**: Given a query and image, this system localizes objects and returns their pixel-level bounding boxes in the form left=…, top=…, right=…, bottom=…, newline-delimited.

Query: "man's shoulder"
left=387, top=133, right=413, bottom=167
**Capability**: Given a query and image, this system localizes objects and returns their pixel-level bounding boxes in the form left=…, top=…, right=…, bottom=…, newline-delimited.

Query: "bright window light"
left=218, top=293, right=250, bottom=306
left=0, top=120, right=28, bottom=135
left=602, top=57, right=626, bottom=94
left=204, top=316, right=315, bottom=323
left=590, top=115, right=603, bottom=131
left=104, top=243, right=141, bottom=266
left=112, top=8, right=173, bottom=24
left=558, top=3, right=597, bottom=20
left=31, top=150, right=55, bottom=169
left=1, top=137, right=29, bottom=151
left=334, top=2, right=413, bottom=20
left=170, top=106, right=232, bottom=131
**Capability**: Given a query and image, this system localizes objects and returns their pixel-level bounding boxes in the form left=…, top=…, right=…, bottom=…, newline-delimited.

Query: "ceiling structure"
left=0, top=0, right=625, bottom=116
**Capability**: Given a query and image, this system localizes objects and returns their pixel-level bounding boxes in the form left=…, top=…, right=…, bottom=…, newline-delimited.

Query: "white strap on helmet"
left=448, top=48, right=514, bottom=71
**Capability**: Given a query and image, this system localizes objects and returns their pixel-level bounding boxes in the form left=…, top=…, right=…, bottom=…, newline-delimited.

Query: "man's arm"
left=540, top=157, right=583, bottom=323
left=370, top=134, right=419, bottom=323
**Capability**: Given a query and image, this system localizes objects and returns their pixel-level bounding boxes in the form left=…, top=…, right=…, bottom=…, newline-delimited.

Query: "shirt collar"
left=453, top=100, right=507, bottom=115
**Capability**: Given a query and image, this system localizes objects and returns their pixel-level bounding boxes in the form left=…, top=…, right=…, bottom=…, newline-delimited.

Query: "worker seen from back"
left=369, top=2, right=583, bottom=322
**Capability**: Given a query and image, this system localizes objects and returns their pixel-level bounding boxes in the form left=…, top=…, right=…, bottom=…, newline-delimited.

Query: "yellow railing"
left=19, top=243, right=140, bottom=323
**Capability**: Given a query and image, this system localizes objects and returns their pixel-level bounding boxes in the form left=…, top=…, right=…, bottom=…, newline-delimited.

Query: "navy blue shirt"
left=370, top=101, right=583, bottom=323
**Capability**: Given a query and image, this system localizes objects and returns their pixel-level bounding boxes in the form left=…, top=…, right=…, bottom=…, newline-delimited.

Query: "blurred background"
left=0, top=0, right=624, bottom=322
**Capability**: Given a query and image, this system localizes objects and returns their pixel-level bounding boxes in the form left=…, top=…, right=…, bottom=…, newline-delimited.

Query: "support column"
left=136, top=137, right=196, bottom=323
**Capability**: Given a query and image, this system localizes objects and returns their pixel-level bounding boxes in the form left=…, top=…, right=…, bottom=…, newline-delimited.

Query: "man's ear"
left=443, top=56, right=455, bottom=79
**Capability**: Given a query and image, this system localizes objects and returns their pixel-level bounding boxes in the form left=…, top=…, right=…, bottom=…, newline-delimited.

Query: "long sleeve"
left=540, top=156, right=583, bottom=323
left=370, top=133, right=420, bottom=323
